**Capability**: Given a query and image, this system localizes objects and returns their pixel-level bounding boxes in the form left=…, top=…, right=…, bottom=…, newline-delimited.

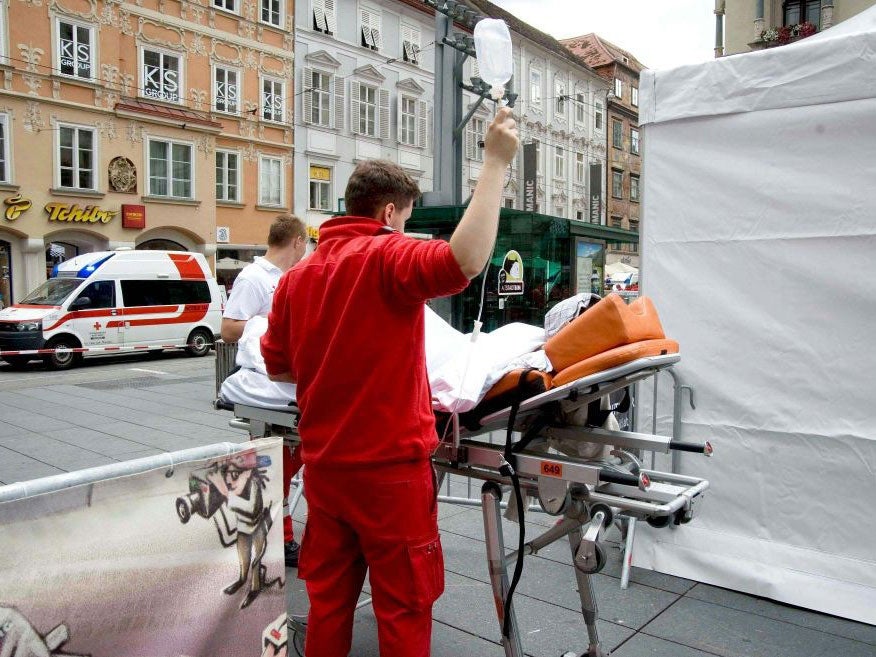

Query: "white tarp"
left=635, top=6, right=876, bottom=625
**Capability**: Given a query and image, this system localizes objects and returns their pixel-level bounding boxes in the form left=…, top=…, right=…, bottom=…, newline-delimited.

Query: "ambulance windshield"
left=21, top=278, right=83, bottom=305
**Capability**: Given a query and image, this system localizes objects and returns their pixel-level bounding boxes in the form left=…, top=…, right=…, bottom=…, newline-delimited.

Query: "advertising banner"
left=589, top=163, right=602, bottom=224
left=0, top=438, right=287, bottom=657
left=522, top=142, right=537, bottom=212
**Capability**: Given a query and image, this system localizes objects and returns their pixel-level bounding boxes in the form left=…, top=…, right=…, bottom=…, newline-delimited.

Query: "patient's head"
left=345, top=160, right=420, bottom=231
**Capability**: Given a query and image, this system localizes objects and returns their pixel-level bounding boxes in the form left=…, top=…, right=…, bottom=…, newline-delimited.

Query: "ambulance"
left=0, top=250, right=223, bottom=370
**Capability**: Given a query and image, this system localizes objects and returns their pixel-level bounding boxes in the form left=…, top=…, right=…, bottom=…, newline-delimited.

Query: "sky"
left=490, top=0, right=716, bottom=70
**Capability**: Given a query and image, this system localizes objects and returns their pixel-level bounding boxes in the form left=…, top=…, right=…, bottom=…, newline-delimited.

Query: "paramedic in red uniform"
left=222, top=214, right=307, bottom=568
left=261, top=107, right=518, bottom=657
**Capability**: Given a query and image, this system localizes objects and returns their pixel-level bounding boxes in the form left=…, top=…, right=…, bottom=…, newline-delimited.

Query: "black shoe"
left=285, top=539, right=300, bottom=568
left=223, top=579, right=245, bottom=595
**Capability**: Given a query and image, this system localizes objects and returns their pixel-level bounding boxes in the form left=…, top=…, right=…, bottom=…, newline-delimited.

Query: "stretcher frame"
left=225, top=354, right=711, bottom=657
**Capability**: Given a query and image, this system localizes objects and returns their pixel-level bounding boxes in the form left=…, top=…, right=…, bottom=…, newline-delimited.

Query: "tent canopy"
left=635, top=5, right=876, bottom=626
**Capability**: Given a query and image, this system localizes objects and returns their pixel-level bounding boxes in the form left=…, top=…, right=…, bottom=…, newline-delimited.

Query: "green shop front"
left=406, top=207, right=640, bottom=332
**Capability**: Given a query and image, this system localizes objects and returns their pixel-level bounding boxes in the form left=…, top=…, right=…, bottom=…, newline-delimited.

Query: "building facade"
left=719, top=0, right=874, bottom=56
left=561, top=34, right=643, bottom=268
left=293, top=0, right=608, bottom=232
left=0, top=0, right=294, bottom=303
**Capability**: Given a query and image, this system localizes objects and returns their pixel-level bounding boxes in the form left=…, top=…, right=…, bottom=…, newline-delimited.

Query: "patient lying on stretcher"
left=219, top=307, right=552, bottom=413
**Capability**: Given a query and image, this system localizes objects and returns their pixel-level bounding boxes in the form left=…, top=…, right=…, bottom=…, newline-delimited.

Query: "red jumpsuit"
left=262, top=216, right=469, bottom=657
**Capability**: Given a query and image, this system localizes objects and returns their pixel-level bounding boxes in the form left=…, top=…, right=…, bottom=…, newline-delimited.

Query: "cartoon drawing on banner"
left=175, top=450, right=283, bottom=609
left=0, top=606, right=90, bottom=657
left=498, top=250, right=524, bottom=296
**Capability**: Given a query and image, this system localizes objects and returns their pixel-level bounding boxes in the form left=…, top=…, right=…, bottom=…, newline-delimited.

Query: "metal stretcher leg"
left=567, top=525, right=607, bottom=657
left=481, top=482, right=524, bottom=657
left=620, top=515, right=636, bottom=590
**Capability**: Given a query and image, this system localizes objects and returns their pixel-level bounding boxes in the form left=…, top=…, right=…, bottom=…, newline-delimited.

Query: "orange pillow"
left=545, top=294, right=666, bottom=372
left=552, top=339, right=679, bottom=387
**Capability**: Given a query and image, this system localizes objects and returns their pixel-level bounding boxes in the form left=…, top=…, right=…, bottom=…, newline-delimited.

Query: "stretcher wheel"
left=574, top=543, right=606, bottom=574
left=646, top=514, right=671, bottom=529
left=589, top=503, right=613, bottom=528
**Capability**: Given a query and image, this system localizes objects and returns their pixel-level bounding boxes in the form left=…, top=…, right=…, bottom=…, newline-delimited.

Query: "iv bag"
left=473, top=18, right=513, bottom=101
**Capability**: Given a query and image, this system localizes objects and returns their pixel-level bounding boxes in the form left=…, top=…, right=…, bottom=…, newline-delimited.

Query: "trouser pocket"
left=406, top=535, right=445, bottom=611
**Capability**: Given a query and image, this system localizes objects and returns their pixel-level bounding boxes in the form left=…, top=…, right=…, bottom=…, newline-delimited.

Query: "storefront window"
left=46, top=241, right=79, bottom=278
left=137, top=239, right=187, bottom=251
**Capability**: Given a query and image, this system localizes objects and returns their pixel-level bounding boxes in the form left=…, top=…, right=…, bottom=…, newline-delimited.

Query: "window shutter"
left=378, top=88, right=390, bottom=139
left=324, top=0, right=336, bottom=32
left=396, top=94, right=403, bottom=142
left=371, top=27, right=382, bottom=51
left=465, top=122, right=474, bottom=159
left=302, top=67, right=314, bottom=125
left=417, top=100, right=427, bottom=148
left=350, top=82, right=361, bottom=134
left=333, top=75, right=344, bottom=130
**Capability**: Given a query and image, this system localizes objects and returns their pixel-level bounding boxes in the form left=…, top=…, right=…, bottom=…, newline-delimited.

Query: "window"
left=213, top=0, right=237, bottom=12
left=309, top=165, right=332, bottom=210
left=614, top=78, right=623, bottom=99
left=612, top=119, right=623, bottom=149
left=594, top=101, right=603, bottom=130
left=141, top=48, right=182, bottom=104
left=555, top=206, right=565, bottom=218
left=355, top=83, right=377, bottom=136
left=0, top=115, right=9, bottom=183
left=259, top=155, right=283, bottom=206
left=308, top=70, right=331, bottom=126
left=611, top=170, right=623, bottom=198
left=466, top=117, right=486, bottom=161
left=121, top=280, right=210, bottom=307
left=216, top=150, right=239, bottom=202
left=147, top=138, right=192, bottom=199
left=783, top=0, right=821, bottom=29
left=57, top=20, right=95, bottom=80
left=631, top=86, right=639, bottom=107
left=630, top=175, right=640, bottom=202
left=214, top=66, right=240, bottom=114
left=262, top=77, right=285, bottom=123
left=575, top=210, right=584, bottom=221
left=610, top=216, right=622, bottom=228
left=504, top=198, right=515, bottom=209
left=313, top=0, right=336, bottom=34
left=530, top=69, right=542, bottom=107
left=58, top=125, right=95, bottom=190
left=575, top=152, right=585, bottom=184
left=360, top=7, right=382, bottom=51
left=554, top=146, right=565, bottom=179
left=399, top=96, right=416, bottom=146
left=261, top=0, right=281, bottom=27
left=402, top=24, right=421, bottom=65
left=631, top=128, right=640, bottom=155
left=74, top=280, right=115, bottom=310
left=555, top=82, right=566, bottom=115
left=575, top=92, right=585, bottom=123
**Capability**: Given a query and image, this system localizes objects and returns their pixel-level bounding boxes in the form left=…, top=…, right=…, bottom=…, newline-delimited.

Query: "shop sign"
left=522, top=143, right=537, bottom=212
left=309, top=166, right=331, bottom=181
left=589, top=164, right=602, bottom=224
left=44, top=203, right=118, bottom=224
left=121, top=204, right=146, bottom=229
left=3, top=194, right=33, bottom=221
left=498, top=249, right=524, bottom=296
left=306, top=226, right=320, bottom=242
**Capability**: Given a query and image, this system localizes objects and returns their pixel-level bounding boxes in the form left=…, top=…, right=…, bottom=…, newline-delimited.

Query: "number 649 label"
left=540, top=461, right=563, bottom=478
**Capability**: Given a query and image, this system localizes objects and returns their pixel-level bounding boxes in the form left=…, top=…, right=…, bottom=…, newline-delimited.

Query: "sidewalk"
left=1, top=356, right=874, bottom=656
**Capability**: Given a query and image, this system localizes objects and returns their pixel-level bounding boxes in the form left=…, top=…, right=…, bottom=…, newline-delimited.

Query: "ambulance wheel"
left=2, top=356, right=31, bottom=370
left=43, top=336, right=82, bottom=370
left=186, top=328, right=213, bottom=357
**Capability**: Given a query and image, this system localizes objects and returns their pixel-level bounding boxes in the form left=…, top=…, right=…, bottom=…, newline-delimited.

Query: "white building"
left=294, top=0, right=608, bottom=229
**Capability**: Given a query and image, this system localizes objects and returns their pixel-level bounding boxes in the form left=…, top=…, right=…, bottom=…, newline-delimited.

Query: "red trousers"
left=298, top=460, right=444, bottom=657
left=283, top=444, right=304, bottom=542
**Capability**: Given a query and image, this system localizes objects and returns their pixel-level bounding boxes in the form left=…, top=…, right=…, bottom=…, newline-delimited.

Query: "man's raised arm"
left=448, top=106, right=519, bottom=279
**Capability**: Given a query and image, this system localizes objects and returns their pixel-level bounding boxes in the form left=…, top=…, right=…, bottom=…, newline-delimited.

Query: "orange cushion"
left=551, top=339, right=679, bottom=387
left=545, top=295, right=666, bottom=372
left=483, top=368, right=553, bottom=401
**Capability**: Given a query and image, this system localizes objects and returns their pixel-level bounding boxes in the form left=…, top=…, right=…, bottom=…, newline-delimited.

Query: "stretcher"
left=217, top=295, right=712, bottom=657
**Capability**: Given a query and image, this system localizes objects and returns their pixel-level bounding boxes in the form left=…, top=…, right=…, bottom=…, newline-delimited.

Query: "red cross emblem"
left=93, top=321, right=102, bottom=331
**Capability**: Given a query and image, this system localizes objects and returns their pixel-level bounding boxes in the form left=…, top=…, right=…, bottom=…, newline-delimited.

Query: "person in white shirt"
left=221, top=215, right=307, bottom=343
left=221, top=214, right=307, bottom=568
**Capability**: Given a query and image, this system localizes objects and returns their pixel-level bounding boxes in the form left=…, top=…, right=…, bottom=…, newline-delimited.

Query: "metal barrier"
left=215, top=340, right=239, bottom=397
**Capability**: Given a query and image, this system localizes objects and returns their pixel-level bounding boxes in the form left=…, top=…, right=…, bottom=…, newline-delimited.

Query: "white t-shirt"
left=223, top=257, right=283, bottom=320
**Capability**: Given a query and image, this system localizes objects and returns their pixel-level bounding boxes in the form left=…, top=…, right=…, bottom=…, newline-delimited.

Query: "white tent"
left=635, top=8, right=876, bottom=624
left=604, top=261, right=638, bottom=276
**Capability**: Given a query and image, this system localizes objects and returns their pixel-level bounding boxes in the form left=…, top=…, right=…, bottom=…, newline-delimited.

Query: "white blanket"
left=220, top=309, right=551, bottom=413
